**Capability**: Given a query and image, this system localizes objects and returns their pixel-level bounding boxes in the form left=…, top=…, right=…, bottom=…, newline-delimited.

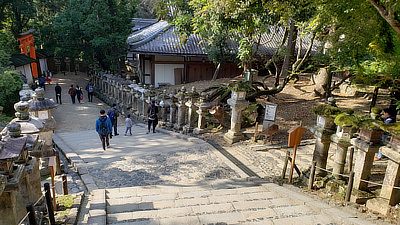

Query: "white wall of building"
left=16, top=65, right=34, bottom=84
left=154, top=64, right=184, bottom=87
left=39, top=58, right=48, bottom=75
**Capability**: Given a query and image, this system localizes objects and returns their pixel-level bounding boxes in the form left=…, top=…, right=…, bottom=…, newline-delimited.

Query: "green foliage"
left=52, top=0, right=136, bottom=73
left=381, top=122, right=400, bottom=138
left=0, top=50, right=23, bottom=116
left=312, top=104, right=342, bottom=118
left=227, top=81, right=253, bottom=92
left=334, top=113, right=359, bottom=128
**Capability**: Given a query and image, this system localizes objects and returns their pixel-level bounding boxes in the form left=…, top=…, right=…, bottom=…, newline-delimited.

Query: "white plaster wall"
left=16, top=65, right=34, bottom=84
left=154, top=64, right=184, bottom=87
left=39, top=58, right=48, bottom=74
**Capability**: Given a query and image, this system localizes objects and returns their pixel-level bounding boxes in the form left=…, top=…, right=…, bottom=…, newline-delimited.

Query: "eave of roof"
left=127, top=20, right=321, bottom=57
left=10, top=54, right=37, bottom=67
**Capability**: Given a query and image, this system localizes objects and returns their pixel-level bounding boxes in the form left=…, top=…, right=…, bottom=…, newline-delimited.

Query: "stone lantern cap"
left=28, top=88, right=58, bottom=111
left=0, top=136, right=27, bottom=161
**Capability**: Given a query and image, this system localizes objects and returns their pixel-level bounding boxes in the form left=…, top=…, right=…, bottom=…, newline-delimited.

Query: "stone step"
left=105, top=180, right=335, bottom=225
left=107, top=200, right=329, bottom=224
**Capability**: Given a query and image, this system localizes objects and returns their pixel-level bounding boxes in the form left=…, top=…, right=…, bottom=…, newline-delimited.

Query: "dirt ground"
left=169, top=73, right=391, bottom=145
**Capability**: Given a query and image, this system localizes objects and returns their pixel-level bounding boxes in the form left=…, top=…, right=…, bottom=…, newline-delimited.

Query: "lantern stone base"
left=350, top=189, right=375, bottom=204
left=366, top=198, right=390, bottom=215
left=224, top=130, right=245, bottom=145
left=193, top=127, right=207, bottom=135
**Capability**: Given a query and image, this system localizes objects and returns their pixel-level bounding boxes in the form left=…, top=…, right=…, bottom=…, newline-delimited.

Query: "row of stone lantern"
left=92, top=72, right=250, bottom=144
left=0, top=84, right=59, bottom=224
left=309, top=101, right=400, bottom=215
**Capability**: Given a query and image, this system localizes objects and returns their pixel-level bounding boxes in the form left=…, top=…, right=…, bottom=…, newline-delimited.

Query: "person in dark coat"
left=38, top=75, right=46, bottom=90
left=96, top=109, right=112, bottom=150
left=108, top=103, right=120, bottom=137
left=68, top=84, right=76, bottom=104
left=76, top=85, right=83, bottom=104
left=55, top=83, right=62, bottom=104
left=146, top=100, right=158, bottom=134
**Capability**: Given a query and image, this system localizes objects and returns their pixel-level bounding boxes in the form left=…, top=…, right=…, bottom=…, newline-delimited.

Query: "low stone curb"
left=87, top=189, right=106, bottom=225
left=53, top=133, right=99, bottom=193
left=65, top=192, right=85, bottom=225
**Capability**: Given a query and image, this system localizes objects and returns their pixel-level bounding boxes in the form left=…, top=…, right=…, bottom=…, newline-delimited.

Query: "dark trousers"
left=148, top=119, right=157, bottom=132
left=39, top=82, right=45, bottom=90
left=70, top=94, right=76, bottom=104
left=77, top=94, right=82, bottom=103
left=112, top=122, right=118, bottom=135
left=56, top=94, right=62, bottom=104
left=98, top=133, right=110, bottom=150
left=88, top=92, right=94, bottom=102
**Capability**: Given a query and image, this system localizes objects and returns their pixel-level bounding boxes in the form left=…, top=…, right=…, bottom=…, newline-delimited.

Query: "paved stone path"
left=46, top=72, right=385, bottom=225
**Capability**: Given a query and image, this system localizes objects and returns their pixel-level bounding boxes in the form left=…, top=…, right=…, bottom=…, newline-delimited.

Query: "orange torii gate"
left=17, top=29, right=38, bottom=78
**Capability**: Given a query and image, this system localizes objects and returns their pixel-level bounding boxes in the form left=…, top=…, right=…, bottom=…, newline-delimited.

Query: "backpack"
left=108, top=109, right=116, bottom=122
left=99, top=117, right=108, bottom=135
left=88, top=85, right=94, bottom=92
left=149, top=106, right=156, bottom=120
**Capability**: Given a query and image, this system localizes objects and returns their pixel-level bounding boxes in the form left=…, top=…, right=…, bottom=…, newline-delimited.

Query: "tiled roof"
left=131, top=18, right=159, bottom=32
left=127, top=20, right=321, bottom=57
left=10, top=54, right=37, bottom=67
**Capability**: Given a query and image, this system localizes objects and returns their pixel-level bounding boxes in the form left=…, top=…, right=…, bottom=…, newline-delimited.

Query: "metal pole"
left=345, top=171, right=355, bottom=203
left=281, top=151, right=290, bottom=180
left=289, top=145, right=298, bottom=183
left=44, top=183, right=55, bottom=225
left=348, top=146, right=354, bottom=173
left=62, top=174, right=68, bottom=195
left=26, top=202, right=38, bottom=225
left=308, top=161, right=316, bottom=190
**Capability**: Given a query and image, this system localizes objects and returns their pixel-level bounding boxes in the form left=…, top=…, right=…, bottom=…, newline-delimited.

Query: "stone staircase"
left=93, top=178, right=373, bottom=225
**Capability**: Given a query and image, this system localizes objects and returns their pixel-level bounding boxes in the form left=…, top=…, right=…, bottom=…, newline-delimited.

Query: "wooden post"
left=348, top=146, right=354, bottom=173
left=281, top=151, right=290, bottom=179
left=308, top=161, right=316, bottom=190
left=345, top=171, right=355, bottom=203
left=62, top=174, right=68, bottom=195
left=289, top=145, right=298, bottom=183
left=26, top=202, right=38, bottom=225
left=287, top=125, right=305, bottom=183
left=50, top=166, right=56, bottom=210
left=44, top=183, right=55, bottom=225
left=55, top=150, right=62, bottom=175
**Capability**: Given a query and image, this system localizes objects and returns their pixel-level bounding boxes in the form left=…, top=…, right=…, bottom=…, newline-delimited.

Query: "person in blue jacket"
left=96, top=109, right=113, bottom=150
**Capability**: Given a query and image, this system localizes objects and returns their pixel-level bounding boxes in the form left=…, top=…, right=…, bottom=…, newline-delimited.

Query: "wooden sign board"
left=288, top=126, right=305, bottom=147
left=48, top=156, right=57, bottom=177
left=263, top=102, right=278, bottom=130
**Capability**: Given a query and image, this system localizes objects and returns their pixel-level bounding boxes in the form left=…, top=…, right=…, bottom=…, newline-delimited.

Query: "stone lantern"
left=224, top=90, right=249, bottom=144
left=19, top=84, right=35, bottom=100
left=183, top=87, right=199, bottom=134
left=28, top=88, right=57, bottom=173
left=194, top=92, right=211, bottom=134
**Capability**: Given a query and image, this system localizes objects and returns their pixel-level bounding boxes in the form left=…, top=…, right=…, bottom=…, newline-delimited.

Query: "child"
left=125, top=114, right=133, bottom=136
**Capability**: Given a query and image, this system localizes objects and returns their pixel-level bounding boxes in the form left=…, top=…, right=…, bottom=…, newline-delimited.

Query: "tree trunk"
left=212, top=63, right=221, bottom=81
left=369, top=0, right=400, bottom=35
left=370, top=86, right=379, bottom=112
left=278, top=20, right=298, bottom=86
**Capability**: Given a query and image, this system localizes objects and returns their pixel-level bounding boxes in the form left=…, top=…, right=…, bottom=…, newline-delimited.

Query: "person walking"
left=146, top=100, right=158, bottom=134
left=96, top=109, right=112, bottom=151
left=68, top=84, right=76, bottom=104
left=55, top=83, right=62, bottom=104
left=86, top=82, right=94, bottom=102
left=108, top=103, right=119, bottom=137
left=76, top=85, right=83, bottom=104
left=125, top=114, right=133, bottom=136
left=38, top=75, right=46, bottom=90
